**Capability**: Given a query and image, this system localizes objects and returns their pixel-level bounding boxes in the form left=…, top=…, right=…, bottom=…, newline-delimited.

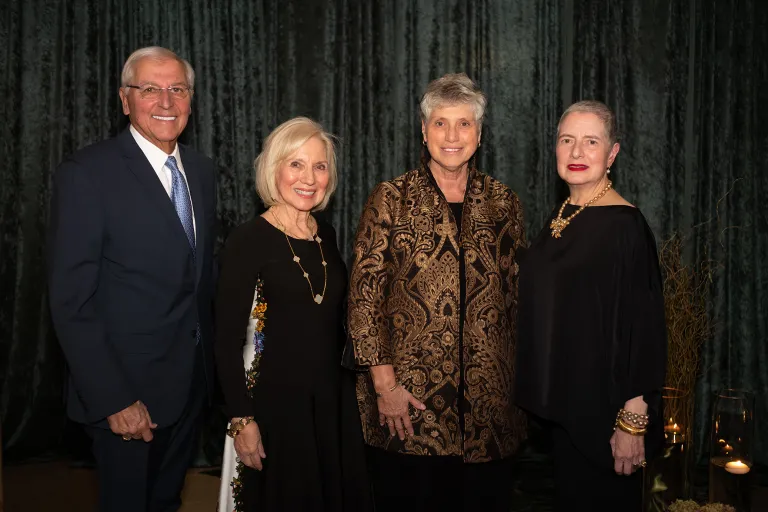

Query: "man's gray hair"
left=420, top=73, right=487, bottom=128
left=120, top=46, right=195, bottom=89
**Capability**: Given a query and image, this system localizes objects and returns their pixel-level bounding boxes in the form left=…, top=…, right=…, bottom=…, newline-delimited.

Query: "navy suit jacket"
left=48, top=128, right=216, bottom=428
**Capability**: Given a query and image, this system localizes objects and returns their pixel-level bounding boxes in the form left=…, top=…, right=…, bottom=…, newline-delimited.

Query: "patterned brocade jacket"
left=348, top=166, right=528, bottom=462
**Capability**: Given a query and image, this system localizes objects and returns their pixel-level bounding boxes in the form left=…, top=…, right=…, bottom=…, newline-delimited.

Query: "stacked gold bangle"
left=227, top=416, right=254, bottom=438
left=614, top=409, right=649, bottom=436
left=375, top=382, right=400, bottom=398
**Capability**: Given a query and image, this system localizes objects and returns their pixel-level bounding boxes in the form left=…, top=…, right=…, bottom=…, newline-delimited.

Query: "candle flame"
left=724, top=459, right=750, bottom=474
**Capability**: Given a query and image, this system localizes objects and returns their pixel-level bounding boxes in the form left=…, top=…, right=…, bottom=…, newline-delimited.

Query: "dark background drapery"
left=1, top=0, right=766, bottom=468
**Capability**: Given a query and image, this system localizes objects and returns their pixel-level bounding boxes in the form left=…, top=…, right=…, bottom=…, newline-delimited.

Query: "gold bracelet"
left=615, top=417, right=647, bottom=436
left=375, top=382, right=400, bottom=398
left=227, top=416, right=254, bottom=438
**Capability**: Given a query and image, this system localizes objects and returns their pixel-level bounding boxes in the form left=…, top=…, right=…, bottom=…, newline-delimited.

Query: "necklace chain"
left=550, top=180, right=613, bottom=239
left=270, top=210, right=327, bottom=304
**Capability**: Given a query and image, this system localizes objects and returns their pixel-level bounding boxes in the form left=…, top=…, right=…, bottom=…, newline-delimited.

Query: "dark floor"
left=506, top=444, right=768, bottom=511
left=199, top=443, right=768, bottom=511
left=4, top=434, right=767, bottom=511
left=4, top=453, right=767, bottom=512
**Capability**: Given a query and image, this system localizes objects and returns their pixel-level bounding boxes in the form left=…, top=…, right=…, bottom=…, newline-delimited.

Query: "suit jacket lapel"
left=117, top=128, right=194, bottom=255
left=180, top=144, right=206, bottom=288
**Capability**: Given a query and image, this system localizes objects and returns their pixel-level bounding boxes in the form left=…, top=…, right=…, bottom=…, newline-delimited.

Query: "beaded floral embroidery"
left=246, top=278, right=267, bottom=394
left=230, top=277, right=266, bottom=512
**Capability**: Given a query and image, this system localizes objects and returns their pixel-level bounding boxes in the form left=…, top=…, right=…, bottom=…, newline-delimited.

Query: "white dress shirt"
left=129, top=125, right=196, bottom=239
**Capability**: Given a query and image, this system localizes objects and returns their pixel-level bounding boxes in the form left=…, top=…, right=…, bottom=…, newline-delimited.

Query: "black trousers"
left=551, top=424, right=642, bottom=511
left=86, top=347, right=206, bottom=512
left=366, top=446, right=514, bottom=512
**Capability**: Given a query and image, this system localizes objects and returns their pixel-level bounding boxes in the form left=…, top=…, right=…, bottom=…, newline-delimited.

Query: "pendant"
left=550, top=217, right=567, bottom=239
left=314, top=294, right=324, bottom=304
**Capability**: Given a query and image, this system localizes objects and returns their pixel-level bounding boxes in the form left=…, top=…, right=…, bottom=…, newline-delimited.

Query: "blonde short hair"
left=121, top=46, right=195, bottom=89
left=557, top=100, right=618, bottom=145
left=420, top=73, right=487, bottom=128
left=254, top=117, right=338, bottom=211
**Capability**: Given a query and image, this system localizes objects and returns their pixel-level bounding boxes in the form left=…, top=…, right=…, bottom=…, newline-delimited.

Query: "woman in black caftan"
left=516, top=101, right=667, bottom=510
left=214, top=117, right=371, bottom=512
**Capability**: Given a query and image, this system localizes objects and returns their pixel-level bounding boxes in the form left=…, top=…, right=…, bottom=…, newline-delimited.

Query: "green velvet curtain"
left=1, top=0, right=765, bottom=468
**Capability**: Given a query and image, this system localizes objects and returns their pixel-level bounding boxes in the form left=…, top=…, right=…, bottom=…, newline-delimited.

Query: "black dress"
left=515, top=205, right=667, bottom=508
left=214, top=216, right=372, bottom=512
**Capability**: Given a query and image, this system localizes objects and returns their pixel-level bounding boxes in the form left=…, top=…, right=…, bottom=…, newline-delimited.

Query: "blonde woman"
left=215, top=117, right=371, bottom=511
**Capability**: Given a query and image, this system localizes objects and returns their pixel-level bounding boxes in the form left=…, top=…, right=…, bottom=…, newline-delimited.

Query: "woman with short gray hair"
left=347, top=73, right=527, bottom=511
left=516, top=100, right=667, bottom=509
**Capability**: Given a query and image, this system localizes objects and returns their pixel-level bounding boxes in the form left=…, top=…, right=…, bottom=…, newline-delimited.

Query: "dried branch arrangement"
left=659, top=233, right=716, bottom=431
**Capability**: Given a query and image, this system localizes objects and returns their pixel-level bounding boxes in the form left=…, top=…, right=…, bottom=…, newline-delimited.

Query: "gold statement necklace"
left=271, top=210, right=327, bottom=304
left=550, top=180, right=613, bottom=239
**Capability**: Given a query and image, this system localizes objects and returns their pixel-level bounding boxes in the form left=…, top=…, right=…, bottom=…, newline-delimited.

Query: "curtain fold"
left=0, top=0, right=765, bottom=466
left=690, top=0, right=768, bottom=464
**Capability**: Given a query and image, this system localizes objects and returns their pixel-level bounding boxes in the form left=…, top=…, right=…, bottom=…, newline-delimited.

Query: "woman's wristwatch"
left=227, top=416, right=255, bottom=438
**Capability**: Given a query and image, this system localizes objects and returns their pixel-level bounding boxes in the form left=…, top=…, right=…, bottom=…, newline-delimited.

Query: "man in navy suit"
left=48, top=46, right=216, bottom=512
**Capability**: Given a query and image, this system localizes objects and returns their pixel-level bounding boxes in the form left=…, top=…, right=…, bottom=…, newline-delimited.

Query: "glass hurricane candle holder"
left=708, top=389, right=754, bottom=511
left=644, top=387, right=692, bottom=510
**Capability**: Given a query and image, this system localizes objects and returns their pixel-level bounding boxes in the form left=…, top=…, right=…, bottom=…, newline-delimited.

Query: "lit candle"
left=723, top=444, right=733, bottom=453
left=724, top=460, right=751, bottom=475
left=664, top=422, right=684, bottom=443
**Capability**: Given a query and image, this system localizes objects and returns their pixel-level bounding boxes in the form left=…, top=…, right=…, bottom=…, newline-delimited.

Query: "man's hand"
left=107, top=400, right=157, bottom=441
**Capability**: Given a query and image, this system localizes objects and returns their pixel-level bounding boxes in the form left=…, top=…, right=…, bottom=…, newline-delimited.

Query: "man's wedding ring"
left=122, top=435, right=131, bottom=441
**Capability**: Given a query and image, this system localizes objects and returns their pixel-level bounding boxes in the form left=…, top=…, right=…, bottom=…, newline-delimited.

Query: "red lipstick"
left=567, top=164, right=588, bottom=171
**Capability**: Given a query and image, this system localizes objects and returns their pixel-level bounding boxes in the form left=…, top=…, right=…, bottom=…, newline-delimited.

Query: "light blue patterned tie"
left=166, top=156, right=195, bottom=253
left=166, top=156, right=199, bottom=344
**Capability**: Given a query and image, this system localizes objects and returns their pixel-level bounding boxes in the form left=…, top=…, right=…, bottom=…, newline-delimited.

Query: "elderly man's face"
left=119, top=58, right=192, bottom=154
left=422, top=103, right=480, bottom=175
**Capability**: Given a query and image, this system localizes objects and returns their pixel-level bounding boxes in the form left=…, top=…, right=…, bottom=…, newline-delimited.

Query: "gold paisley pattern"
left=348, top=167, right=527, bottom=462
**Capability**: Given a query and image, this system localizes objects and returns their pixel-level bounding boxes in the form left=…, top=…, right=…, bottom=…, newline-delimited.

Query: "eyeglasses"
left=124, top=84, right=192, bottom=100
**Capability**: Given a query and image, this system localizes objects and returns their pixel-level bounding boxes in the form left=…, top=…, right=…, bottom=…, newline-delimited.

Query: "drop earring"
left=607, top=167, right=611, bottom=175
